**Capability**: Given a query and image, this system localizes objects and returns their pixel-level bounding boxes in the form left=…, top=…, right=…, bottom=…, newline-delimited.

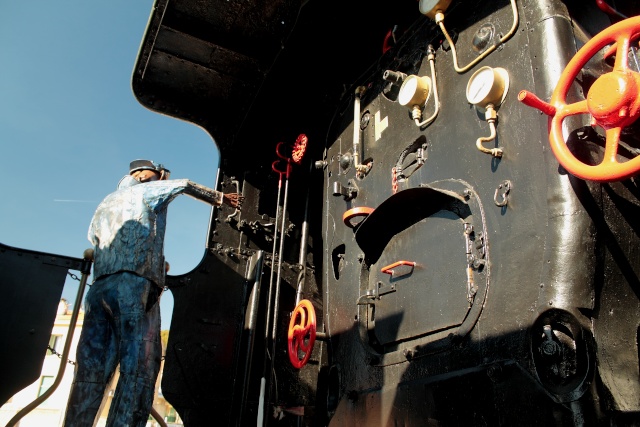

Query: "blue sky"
left=0, top=1, right=221, bottom=330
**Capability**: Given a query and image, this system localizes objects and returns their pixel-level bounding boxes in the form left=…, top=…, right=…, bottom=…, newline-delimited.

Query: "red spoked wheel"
left=520, top=17, right=640, bottom=182
left=292, top=134, right=308, bottom=165
left=287, top=299, right=317, bottom=369
left=551, top=16, right=640, bottom=181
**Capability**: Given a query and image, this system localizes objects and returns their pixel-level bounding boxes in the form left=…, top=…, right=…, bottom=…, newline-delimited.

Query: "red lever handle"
left=381, top=260, right=416, bottom=276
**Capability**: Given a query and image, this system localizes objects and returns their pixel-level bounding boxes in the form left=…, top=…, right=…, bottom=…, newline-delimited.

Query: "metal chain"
left=47, top=345, right=76, bottom=365
left=68, top=270, right=90, bottom=287
left=392, top=167, right=398, bottom=194
left=67, top=272, right=81, bottom=281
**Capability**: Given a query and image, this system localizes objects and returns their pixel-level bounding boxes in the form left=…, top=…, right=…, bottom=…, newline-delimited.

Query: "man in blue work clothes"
left=63, top=159, right=243, bottom=427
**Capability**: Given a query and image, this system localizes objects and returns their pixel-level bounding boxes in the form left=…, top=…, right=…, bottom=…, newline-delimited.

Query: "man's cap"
left=129, top=159, right=170, bottom=175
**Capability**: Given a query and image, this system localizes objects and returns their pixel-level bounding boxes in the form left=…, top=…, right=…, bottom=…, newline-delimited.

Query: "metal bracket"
left=356, top=280, right=397, bottom=305
left=333, top=179, right=359, bottom=200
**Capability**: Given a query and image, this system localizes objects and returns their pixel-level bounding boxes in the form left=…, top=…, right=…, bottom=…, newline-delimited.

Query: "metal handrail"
left=6, top=249, right=93, bottom=427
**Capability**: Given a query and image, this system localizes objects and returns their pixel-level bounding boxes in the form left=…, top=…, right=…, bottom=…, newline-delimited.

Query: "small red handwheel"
left=292, top=134, right=308, bottom=165
left=548, top=17, right=640, bottom=181
left=287, top=299, right=317, bottom=369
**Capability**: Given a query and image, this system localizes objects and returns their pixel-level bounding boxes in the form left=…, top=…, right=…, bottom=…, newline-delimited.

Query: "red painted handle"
left=381, top=260, right=416, bottom=276
left=343, top=207, right=374, bottom=228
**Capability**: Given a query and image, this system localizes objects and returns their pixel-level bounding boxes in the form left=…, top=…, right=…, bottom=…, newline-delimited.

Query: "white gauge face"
left=398, top=76, right=419, bottom=106
left=398, top=75, right=431, bottom=107
left=466, top=67, right=496, bottom=105
left=419, top=0, right=442, bottom=15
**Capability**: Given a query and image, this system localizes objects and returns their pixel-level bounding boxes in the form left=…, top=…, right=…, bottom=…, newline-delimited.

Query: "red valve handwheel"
left=287, top=299, right=317, bottom=369
left=547, top=16, right=640, bottom=182
left=292, top=134, right=308, bottom=165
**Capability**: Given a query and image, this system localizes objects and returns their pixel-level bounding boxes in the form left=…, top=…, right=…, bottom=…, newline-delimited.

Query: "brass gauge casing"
left=419, top=0, right=452, bottom=19
left=466, top=66, right=510, bottom=109
left=398, top=75, right=432, bottom=107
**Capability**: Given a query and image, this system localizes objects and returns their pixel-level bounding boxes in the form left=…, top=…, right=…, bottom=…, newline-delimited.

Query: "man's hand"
left=222, top=193, right=244, bottom=209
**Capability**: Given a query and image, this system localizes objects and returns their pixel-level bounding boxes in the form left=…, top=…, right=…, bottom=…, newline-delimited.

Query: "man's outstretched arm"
left=183, top=180, right=244, bottom=208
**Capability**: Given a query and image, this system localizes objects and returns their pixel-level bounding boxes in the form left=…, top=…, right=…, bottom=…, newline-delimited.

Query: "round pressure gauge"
left=398, top=75, right=432, bottom=107
left=465, top=66, right=510, bottom=108
left=419, top=0, right=451, bottom=19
